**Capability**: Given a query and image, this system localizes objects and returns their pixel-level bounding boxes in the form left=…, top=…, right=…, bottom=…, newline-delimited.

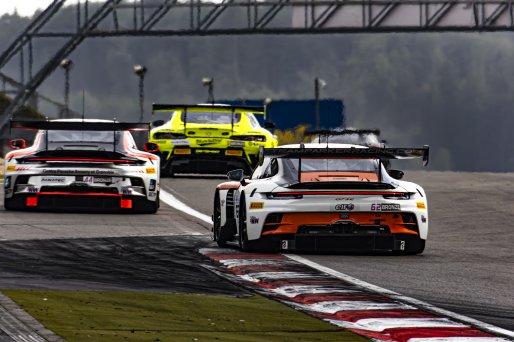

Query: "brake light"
left=153, top=132, right=186, bottom=139
left=383, top=192, right=411, bottom=200
left=267, top=193, right=303, bottom=199
left=231, top=135, right=266, bottom=142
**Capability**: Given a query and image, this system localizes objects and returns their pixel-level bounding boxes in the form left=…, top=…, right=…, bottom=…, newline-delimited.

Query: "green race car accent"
left=150, top=104, right=278, bottom=176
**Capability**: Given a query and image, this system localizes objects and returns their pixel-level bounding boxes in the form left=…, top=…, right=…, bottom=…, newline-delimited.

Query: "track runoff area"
left=161, top=190, right=514, bottom=342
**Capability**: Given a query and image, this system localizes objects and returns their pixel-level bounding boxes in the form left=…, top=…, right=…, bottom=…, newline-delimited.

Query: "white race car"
left=3, top=119, right=160, bottom=213
left=213, top=143, right=429, bottom=254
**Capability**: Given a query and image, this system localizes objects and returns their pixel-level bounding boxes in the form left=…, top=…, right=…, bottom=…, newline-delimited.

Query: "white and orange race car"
left=213, top=143, right=429, bottom=254
left=3, top=119, right=160, bottom=213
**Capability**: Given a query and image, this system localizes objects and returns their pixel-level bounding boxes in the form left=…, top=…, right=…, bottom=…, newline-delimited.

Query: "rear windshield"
left=45, top=130, right=121, bottom=151
left=180, top=111, right=241, bottom=124
left=283, top=158, right=381, bottom=183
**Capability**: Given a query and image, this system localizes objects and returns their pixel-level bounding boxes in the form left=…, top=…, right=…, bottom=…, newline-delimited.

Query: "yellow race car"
left=149, top=104, right=278, bottom=176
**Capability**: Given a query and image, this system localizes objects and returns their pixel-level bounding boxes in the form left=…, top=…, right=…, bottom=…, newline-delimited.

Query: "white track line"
left=165, top=191, right=514, bottom=340
left=286, top=254, right=514, bottom=339
left=160, top=190, right=211, bottom=224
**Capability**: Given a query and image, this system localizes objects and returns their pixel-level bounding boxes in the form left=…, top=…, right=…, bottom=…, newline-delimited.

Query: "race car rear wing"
left=305, top=129, right=381, bottom=137
left=10, top=120, right=150, bottom=132
left=260, top=145, right=430, bottom=166
left=152, top=103, right=266, bottom=133
left=152, top=104, right=265, bottom=115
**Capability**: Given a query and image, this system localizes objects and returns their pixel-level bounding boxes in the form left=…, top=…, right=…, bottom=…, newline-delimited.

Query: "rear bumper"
left=5, top=192, right=150, bottom=212
left=271, top=233, right=424, bottom=253
left=165, top=154, right=253, bottom=173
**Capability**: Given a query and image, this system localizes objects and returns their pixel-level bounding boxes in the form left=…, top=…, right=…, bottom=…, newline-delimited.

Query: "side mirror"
left=144, top=142, right=159, bottom=153
left=152, top=120, right=165, bottom=127
left=388, top=169, right=404, bottom=180
left=264, top=122, right=275, bottom=129
left=9, top=139, right=26, bottom=150
left=227, top=169, right=244, bottom=182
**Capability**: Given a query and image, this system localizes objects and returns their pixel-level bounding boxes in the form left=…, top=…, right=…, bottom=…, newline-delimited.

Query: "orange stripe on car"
left=261, top=212, right=419, bottom=236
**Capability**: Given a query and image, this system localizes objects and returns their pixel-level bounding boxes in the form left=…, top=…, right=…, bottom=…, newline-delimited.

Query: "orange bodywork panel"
left=261, top=212, right=418, bottom=236
left=216, top=182, right=241, bottom=190
left=300, top=171, right=379, bottom=183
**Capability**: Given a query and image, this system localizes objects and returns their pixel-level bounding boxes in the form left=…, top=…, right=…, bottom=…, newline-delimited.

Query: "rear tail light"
left=231, top=135, right=266, bottom=142
left=267, top=193, right=303, bottom=199
left=153, top=132, right=186, bottom=139
left=26, top=197, right=38, bottom=207
left=383, top=192, right=411, bottom=200
left=120, top=198, right=133, bottom=209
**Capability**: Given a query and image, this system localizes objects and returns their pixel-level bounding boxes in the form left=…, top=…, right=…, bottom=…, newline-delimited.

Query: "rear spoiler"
left=152, top=104, right=265, bottom=115
left=152, top=103, right=265, bottom=134
left=260, top=145, right=430, bottom=166
left=305, top=129, right=381, bottom=136
left=10, top=121, right=150, bottom=132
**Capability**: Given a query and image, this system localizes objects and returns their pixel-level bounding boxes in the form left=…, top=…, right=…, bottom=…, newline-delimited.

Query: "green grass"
left=3, top=290, right=368, bottom=342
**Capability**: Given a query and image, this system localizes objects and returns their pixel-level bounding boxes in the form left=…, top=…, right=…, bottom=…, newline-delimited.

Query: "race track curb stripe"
left=199, top=248, right=514, bottom=342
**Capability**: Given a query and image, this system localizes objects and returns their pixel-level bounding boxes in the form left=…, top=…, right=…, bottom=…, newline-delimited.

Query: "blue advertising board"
left=220, top=99, right=345, bottom=131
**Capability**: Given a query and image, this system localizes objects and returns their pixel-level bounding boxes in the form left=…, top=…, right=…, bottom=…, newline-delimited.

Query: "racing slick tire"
left=403, top=238, right=425, bottom=255
left=238, top=196, right=279, bottom=252
left=3, top=195, right=24, bottom=211
left=213, top=191, right=234, bottom=247
left=238, top=196, right=257, bottom=252
left=394, top=236, right=425, bottom=255
left=133, top=193, right=160, bottom=214
left=161, top=161, right=174, bottom=178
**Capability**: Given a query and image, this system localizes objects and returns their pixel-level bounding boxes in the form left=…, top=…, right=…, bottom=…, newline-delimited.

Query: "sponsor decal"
left=250, top=216, right=259, bottom=224
left=6, top=165, right=16, bottom=172
left=170, top=139, right=190, bottom=145
left=82, top=176, right=112, bottom=184
left=197, top=138, right=222, bottom=146
left=249, top=202, right=264, bottom=209
left=335, top=197, right=354, bottom=201
left=417, top=202, right=427, bottom=209
left=229, top=141, right=245, bottom=147
left=371, top=203, right=401, bottom=211
left=339, top=212, right=350, bottom=219
left=41, top=177, right=66, bottom=183
left=148, top=192, right=157, bottom=198
left=196, top=149, right=220, bottom=154
left=334, top=203, right=354, bottom=211
left=281, top=240, right=289, bottom=250
left=42, top=169, right=116, bottom=175
left=146, top=167, right=156, bottom=174
left=421, top=215, right=427, bottom=223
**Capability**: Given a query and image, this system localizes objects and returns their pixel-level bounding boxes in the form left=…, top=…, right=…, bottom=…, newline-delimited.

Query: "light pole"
left=264, top=97, right=272, bottom=122
left=314, top=77, right=326, bottom=129
left=60, top=58, right=73, bottom=118
left=202, top=77, right=214, bottom=104
left=133, top=64, right=147, bottom=123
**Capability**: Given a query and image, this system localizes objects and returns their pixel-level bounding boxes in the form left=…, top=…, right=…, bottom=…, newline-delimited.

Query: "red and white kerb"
left=200, top=248, right=513, bottom=342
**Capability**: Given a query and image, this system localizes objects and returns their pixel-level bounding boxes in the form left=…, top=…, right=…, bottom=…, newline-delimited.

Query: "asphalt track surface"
left=0, top=171, right=513, bottom=338
left=161, top=171, right=514, bottom=331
